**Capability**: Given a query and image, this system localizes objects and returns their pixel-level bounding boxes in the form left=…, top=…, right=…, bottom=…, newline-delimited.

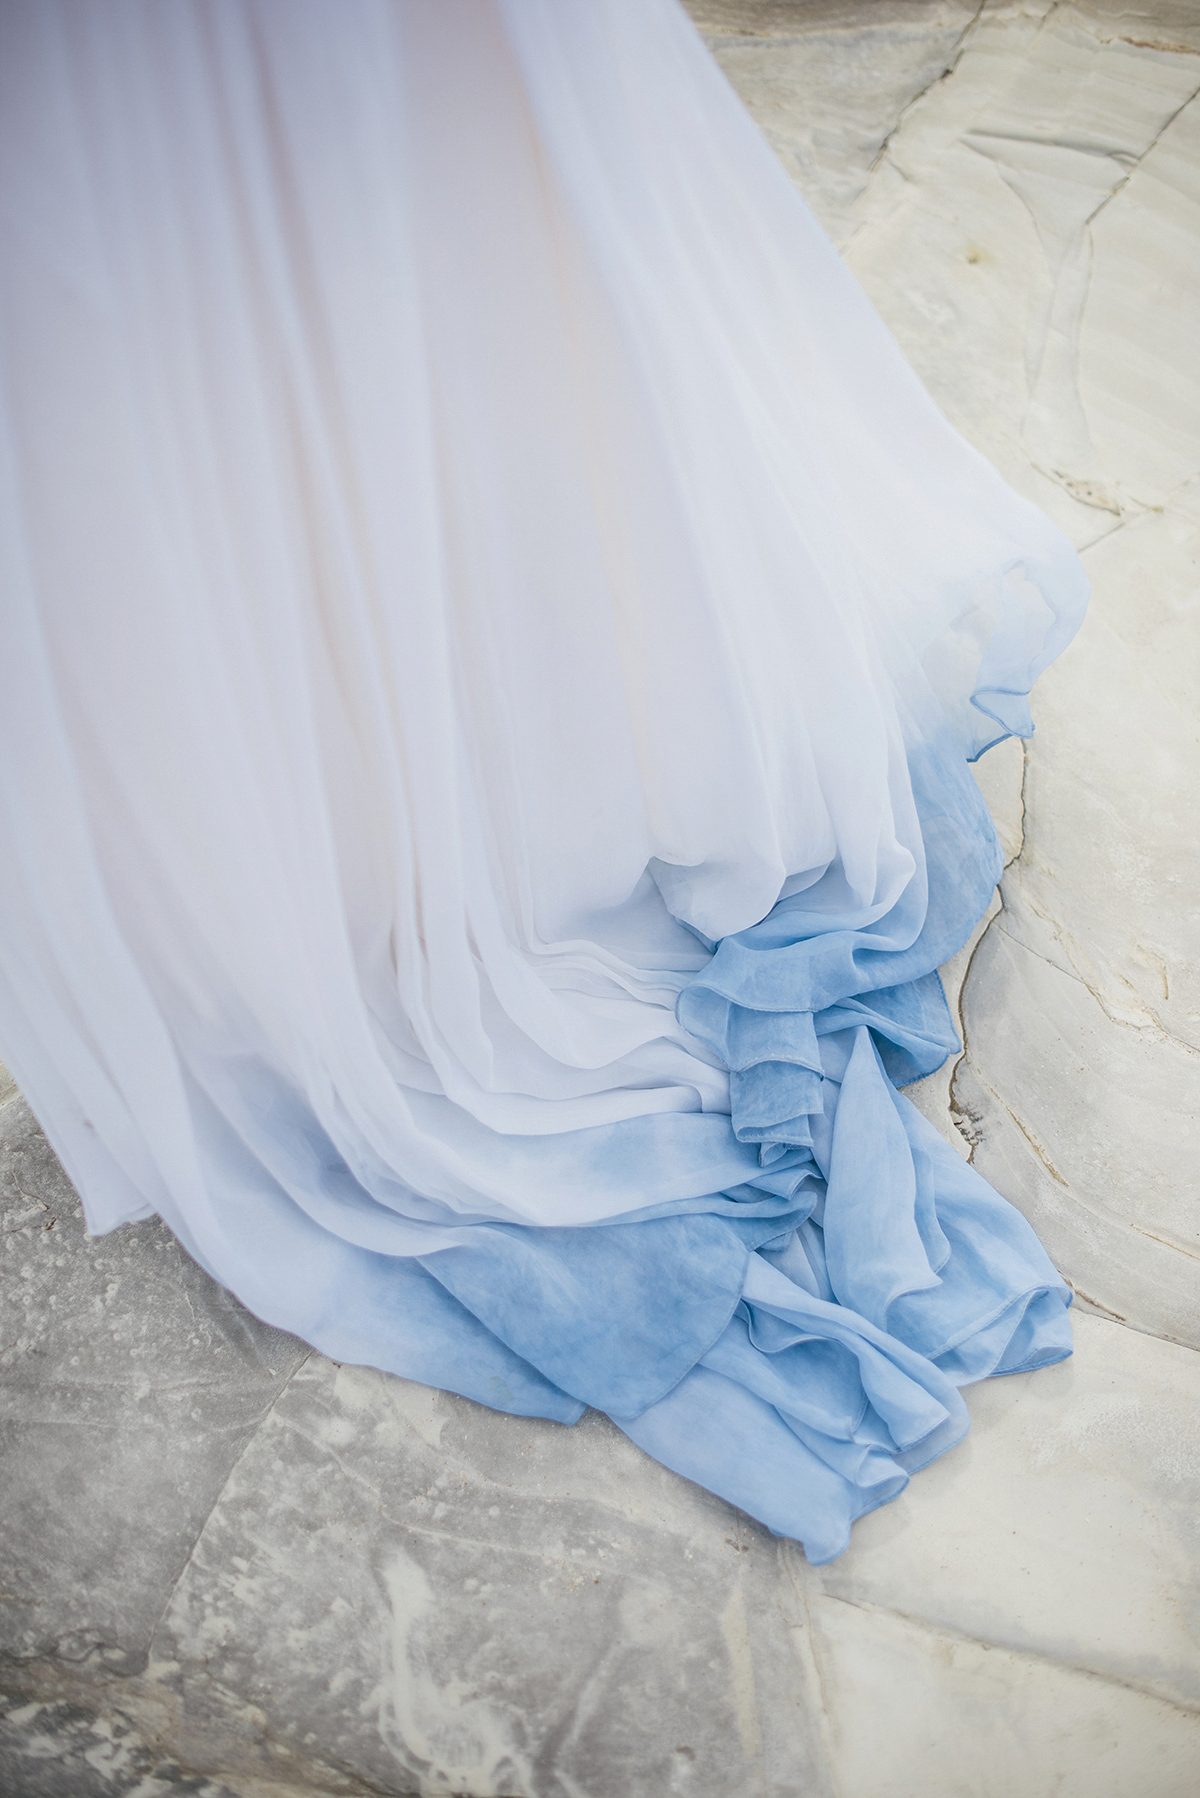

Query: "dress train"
left=0, top=0, right=1086, bottom=1559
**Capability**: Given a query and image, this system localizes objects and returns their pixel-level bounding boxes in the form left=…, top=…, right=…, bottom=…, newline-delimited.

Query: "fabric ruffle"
left=116, top=743, right=1071, bottom=1568
left=423, top=808, right=1073, bottom=1563
left=618, top=1064, right=1071, bottom=1564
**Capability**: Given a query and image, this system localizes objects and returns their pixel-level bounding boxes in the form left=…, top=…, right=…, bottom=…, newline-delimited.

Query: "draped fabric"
left=0, top=0, right=1087, bottom=1562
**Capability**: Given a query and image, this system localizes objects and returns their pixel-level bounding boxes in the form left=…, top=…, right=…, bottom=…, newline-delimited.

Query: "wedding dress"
left=0, top=0, right=1087, bottom=1562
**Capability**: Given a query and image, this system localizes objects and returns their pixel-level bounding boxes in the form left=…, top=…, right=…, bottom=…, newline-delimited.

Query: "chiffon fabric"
left=0, top=0, right=1087, bottom=1562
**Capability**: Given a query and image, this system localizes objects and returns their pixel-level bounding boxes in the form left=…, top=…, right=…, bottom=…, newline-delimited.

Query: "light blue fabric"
left=140, top=717, right=1072, bottom=1566
left=609, top=731, right=1072, bottom=1560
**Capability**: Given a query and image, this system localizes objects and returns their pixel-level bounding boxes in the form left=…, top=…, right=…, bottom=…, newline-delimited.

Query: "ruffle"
left=147, top=910, right=1072, bottom=1569
left=920, top=558, right=1089, bottom=763
left=616, top=1085, right=1071, bottom=1564
left=606, top=736, right=1071, bottom=1559
left=414, top=741, right=1072, bottom=1562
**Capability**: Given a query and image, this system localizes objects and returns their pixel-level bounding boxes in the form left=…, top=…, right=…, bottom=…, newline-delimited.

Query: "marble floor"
left=3, top=3, right=1199, bottom=1793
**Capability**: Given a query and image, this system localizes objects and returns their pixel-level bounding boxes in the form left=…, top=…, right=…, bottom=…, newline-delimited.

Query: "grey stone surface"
left=4, top=3, right=1200, bottom=1794
left=0, top=1093, right=309, bottom=1675
left=151, top=1365, right=828, bottom=1798
left=5, top=1142, right=1199, bottom=1795
left=0, top=1691, right=238, bottom=1798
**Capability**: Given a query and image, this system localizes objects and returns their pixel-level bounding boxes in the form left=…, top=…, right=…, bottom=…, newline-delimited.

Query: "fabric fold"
left=0, top=0, right=1085, bottom=1562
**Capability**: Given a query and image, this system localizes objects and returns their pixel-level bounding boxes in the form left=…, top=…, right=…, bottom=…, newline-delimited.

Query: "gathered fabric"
left=0, top=0, right=1086, bottom=1561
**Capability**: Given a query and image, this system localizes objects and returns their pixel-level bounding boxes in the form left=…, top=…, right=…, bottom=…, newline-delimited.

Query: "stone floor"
left=3, top=3, right=1199, bottom=1794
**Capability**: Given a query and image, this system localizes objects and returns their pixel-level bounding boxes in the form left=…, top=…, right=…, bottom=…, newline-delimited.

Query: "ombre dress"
left=0, top=0, right=1086, bottom=1563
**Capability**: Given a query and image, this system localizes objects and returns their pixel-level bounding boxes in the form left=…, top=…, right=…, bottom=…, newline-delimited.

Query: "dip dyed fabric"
left=0, top=0, right=1086, bottom=1562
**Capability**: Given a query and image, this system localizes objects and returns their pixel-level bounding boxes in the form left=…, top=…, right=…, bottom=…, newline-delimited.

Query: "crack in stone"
left=1020, top=76, right=1200, bottom=505
left=852, top=0, right=1200, bottom=513
left=778, top=1546, right=842, bottom=1798
left=143, top=1349, right=314, bottom=1668
left=816, top=1591, right=1200, bottom=1720
left=992, top=919, right=1100, bottom=995
left=874, top=0, right=989, bottom=163
left=1131, top=1226, right=1200, bottom=1268
left=1027, top=455, right=1123, bottom=513
left=946, top=901, right=1005, bottom=1162
left=1064, top=1279, right=1127, bottom=1323
left=1007, top=738, right=1029, bottom=870
left=952, top=865, right=1200, bottom=1268
left=992, top=912, right=1200, bottom=1058
left=967, top=128, right=1139, bottom=160
left=1065, top=1291, right=1200, bottom=1357
left=1082, top=80, right=1200, bottom=224
left=950, top=659, right=1200, bottom=1312
left=839, top=0, right=989, bottom=250
left=1099, top=32, right=1200, bottom=56
left=1076, top=510, right=1134, bottom=551
left=967, top=1062, right=1071, bottom=1185
left=959, top=1043, right=1200, bottom=1267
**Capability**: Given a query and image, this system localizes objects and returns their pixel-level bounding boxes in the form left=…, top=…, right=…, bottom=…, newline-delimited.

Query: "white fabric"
left=0, top=0, right=1084, bottom=1241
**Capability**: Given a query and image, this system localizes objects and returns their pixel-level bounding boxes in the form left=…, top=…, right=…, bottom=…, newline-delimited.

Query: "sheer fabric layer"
left=0, top=0, right=1085, bottom=1562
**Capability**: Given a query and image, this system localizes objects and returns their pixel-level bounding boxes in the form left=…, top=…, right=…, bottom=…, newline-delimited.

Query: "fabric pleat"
left=0, top=0, right=1087, bottom=1561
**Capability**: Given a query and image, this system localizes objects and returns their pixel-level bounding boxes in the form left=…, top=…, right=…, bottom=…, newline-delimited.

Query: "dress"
left=0, top=0, right=1087, bottom=1563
